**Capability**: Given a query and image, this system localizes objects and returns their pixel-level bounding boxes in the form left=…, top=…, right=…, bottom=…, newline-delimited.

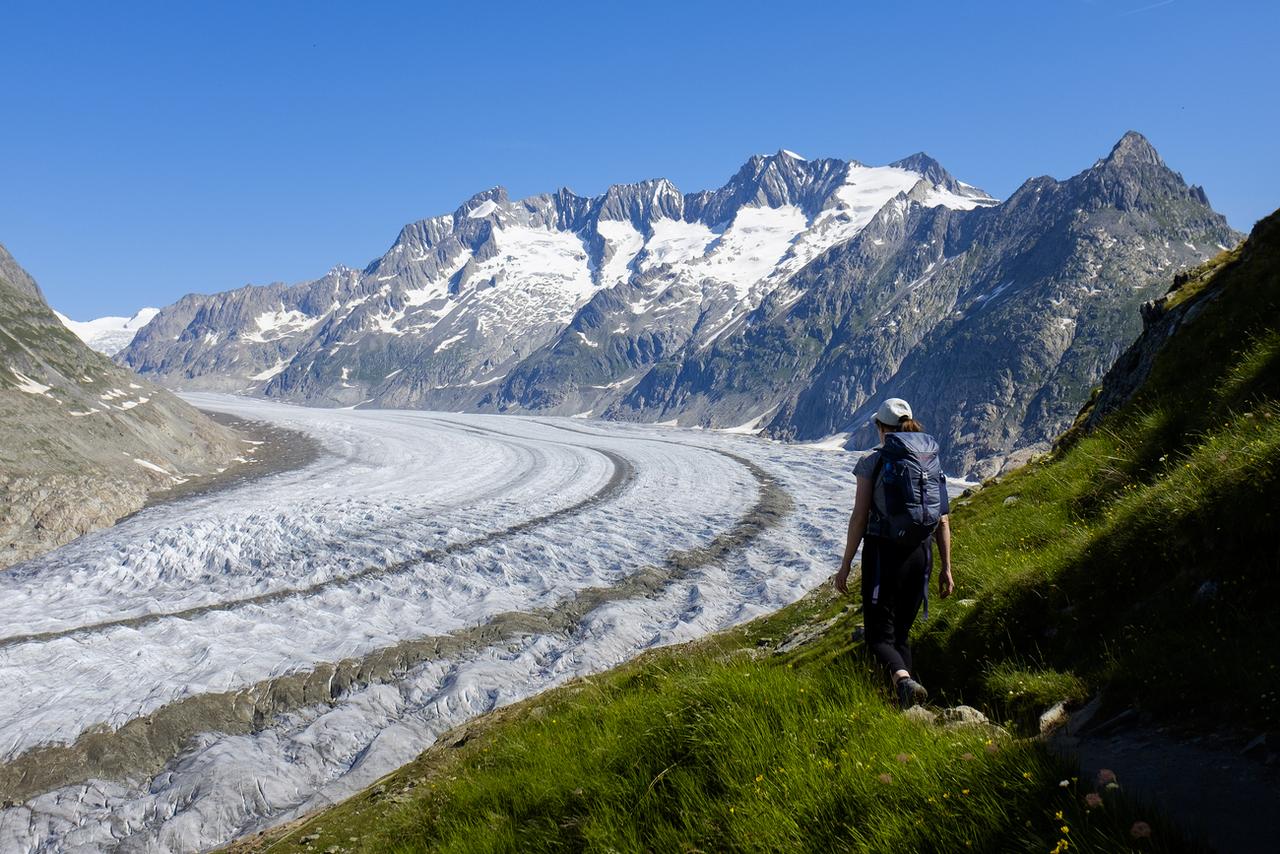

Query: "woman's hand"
left=834, top=563, right=851, bottom=595
left=937, top=565, right=955, bottom=599
left=935, top=516, right=954, bottom=599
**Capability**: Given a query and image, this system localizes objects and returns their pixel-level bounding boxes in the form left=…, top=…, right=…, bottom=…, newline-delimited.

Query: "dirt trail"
left=1051, top=705, right=1280, bottom=853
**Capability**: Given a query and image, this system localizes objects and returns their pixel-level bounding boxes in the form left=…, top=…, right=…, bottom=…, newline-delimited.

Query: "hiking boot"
left=896, top=678, right=928, bottom=710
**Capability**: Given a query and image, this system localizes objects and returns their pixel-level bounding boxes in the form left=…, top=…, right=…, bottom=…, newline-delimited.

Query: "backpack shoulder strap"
left=867, top=451, right=887, bottom=527
left=870, top=450, right=886, bottom=483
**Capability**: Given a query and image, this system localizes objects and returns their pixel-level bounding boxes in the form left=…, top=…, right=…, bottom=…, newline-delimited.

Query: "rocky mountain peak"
left=890, top=152, right=953, bottom=187
left=0, top=242, right=44, bottom=300
left=456, top=187, right=509, bottom=219
left=1101, top=131, right=1164, bottom=169
left=595, top=177, right=685, bottom=226
left=1071, top=130, right=1230, bottom=221
left=692, top=151, right=855, bottom=224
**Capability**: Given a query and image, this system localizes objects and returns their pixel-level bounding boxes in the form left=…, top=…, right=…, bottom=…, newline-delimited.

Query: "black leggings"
left=860, top=535, right=932, bottom=678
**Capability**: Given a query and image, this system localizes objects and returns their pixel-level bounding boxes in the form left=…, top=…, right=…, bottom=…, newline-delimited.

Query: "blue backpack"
left=870, top=432, right=945, bottom=543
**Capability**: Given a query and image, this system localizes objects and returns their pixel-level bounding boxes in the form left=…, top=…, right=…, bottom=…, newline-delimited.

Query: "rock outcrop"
left=0, top=244, right=241, bottom=568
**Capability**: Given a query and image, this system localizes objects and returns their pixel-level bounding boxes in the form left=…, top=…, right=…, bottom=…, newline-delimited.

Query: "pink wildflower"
left=1084, top=793, right=1103, bottom=809
left=878, top=773, right=893, bottom=784
left=1096, top=768, right=1117, bottom=786
left=1130, top=821, right=1152, bottom=839
left=961, top=752, right=975, bottom=761
left=896, top=753, right=911, bottom=763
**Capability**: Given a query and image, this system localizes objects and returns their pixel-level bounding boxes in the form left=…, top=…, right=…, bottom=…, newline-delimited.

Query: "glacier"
left=54, top=308, right=160, bottom=356
left=0, top=395, right=966, bottom=852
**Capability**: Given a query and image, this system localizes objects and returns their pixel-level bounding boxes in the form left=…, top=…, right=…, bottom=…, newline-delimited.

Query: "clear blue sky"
left=3, top=0, right=1276, bottom=318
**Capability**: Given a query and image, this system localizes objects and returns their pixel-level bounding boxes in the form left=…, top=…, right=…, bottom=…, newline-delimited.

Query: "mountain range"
left=116, top=133, right=1239, bottom=477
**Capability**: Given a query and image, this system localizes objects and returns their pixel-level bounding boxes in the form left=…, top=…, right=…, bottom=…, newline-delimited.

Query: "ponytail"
left=898, top=417, right=924, bottom=433
left=877, top=415, right=925, bottom=433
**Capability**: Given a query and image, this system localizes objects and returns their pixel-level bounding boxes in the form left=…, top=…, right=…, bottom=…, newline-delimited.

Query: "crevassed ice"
left=0, top=395, right=977, bottom=853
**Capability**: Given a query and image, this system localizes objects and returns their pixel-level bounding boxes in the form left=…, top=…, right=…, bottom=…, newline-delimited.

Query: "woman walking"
left=833, top=398, right=954, bottom=709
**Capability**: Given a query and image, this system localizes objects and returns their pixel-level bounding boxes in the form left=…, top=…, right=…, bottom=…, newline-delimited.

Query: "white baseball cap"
left=873, top=398, right=912, bottom=427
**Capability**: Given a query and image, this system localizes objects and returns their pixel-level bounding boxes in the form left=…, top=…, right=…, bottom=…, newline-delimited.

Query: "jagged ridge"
left=119, top=134, right=1237, bottom=477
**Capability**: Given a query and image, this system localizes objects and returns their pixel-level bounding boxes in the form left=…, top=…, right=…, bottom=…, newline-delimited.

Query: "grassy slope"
left=913, top=210, right=1280, bottom=731
left=233, top=212, right=1280, bottom=853
left=236, top=591, right=1192, bottom=854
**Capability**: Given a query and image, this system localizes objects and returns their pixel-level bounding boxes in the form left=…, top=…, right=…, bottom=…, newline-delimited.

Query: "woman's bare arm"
left=834, top=476, right=872, bottom=594
left=936, top=515, right=954, bottom=598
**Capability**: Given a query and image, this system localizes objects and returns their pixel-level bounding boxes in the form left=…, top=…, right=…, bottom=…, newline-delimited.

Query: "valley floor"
left=0, top=395, right=916, bottom=852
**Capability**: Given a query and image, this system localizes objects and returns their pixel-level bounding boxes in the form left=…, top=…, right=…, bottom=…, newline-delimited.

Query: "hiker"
left=833, top=398, right=954, bottom=709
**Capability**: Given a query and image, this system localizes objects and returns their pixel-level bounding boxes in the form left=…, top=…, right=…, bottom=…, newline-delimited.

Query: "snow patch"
left=639, top=218, right=719, bottom=271
left=717, top=407, right=777, bottom=435
left=595, top=219, right=645, bottom=285
left=132, top=458, right=173, bottom=476
left=794, top=432, right=853, bottom=451
left=467, top=199, right=500, bottom=219
left=9, top=370, right=51, bottom=396
left=249, top=359, right=290, bottom=382
left=435, top=331, right=467, bottom=352
left=244, top=308, right=321, bottom=343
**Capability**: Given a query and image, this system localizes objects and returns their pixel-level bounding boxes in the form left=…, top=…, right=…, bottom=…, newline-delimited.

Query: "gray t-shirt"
left=853, top=450, right=888, bottom=537
left=852, top=449, right=881, bottom=481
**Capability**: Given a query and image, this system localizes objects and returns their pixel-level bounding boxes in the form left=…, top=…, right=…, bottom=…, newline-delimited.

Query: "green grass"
left=981, top=664, right=1089, bottom=732
left=914, top=211, right=1280, bottom=727
left=237, top=212, right=1280, bottom=853
left=248, top=596, right=1198, bottom=854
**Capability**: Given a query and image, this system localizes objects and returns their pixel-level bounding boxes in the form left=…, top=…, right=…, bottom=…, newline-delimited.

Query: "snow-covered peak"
left=126, top=146, right=1001, bottom=400
left=691, top=153, right=854, bottom=224
left=889, top=152, right=997, bottom=207
left=457, top=186, right=508, bottom=211
left=345, top=148, right=1000, bottom=357
left=56, top=307, right=160, bottom=356
left=466, top=199, right=500, bottom=219
left=594, top=177, right=685, bottom=227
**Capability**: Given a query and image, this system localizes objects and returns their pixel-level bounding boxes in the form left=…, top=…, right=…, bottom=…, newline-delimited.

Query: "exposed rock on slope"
left=0, top=244, right=241, bottom=568
left=615, top=133, right=1241, bottom=476
left=121, top=134, right=1238, bottom=477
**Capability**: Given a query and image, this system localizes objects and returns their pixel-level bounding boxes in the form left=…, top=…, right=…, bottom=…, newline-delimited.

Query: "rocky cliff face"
left=120, top=149, right=994, bottom=408
left=605, top=133, right=1241, bottom=476
left=120, top=134, right=1239, bottom=477
left=1076, top=208, right=1279, bottom=435
left=0, top=244, right=241, bottom=568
